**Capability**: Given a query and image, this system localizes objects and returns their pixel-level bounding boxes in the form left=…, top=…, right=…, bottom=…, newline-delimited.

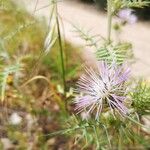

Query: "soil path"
left=18, top=0, right=150, bottom=79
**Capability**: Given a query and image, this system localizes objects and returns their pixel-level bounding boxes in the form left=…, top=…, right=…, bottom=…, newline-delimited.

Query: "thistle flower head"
left=74, top=61, right=130, bottom=120
left=118, top=8, right=137, bottom=24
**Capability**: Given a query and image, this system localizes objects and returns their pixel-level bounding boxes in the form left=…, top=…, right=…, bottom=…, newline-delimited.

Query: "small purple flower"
left=118, top=8, right=137, bottom=24
left=74, top=61, right=130, bottom=120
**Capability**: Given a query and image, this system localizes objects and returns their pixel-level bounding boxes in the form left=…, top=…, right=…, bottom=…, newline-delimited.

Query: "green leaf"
left=96, top=43, right=132, bottom=65
left=121, top=0, right=150, bottom=8
left=0, top=64, right=21, bottom=101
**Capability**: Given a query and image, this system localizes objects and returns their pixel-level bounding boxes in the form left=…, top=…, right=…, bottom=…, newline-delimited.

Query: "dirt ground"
left=18, top=0, right=150, bottom=79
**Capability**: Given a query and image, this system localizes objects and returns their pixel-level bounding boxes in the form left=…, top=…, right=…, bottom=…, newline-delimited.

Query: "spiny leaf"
left=3, top=21, right=36, bottom=42
left=0, top=64, right=22, bottom=101
left=122, top=0, right=150, bottom=8
left=72, top=24, right=104, bottom=49
left=96, top=43, right=132, bottom=65
left=111, top=0, right=150, bottom=14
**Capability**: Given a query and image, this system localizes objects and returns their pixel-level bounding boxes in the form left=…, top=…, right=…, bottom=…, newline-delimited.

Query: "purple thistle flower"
left=118, top=8, right=137, bottom=24
left=74, top=61, right=130, bottom=120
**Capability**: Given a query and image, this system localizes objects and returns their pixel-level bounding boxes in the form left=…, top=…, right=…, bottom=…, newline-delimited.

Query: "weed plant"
left=0, top=0, right=150, bottom=149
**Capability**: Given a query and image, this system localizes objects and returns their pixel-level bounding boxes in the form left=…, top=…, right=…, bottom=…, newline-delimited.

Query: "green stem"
left=93, top=125, right=100, bottom=149
left=55, top=5, right=66, bottom=94
left=107, top=0, right=112, bottom=44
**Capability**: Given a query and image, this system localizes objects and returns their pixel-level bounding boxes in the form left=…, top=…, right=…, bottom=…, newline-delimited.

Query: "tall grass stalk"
left=55, top=4, right=66, bottom=94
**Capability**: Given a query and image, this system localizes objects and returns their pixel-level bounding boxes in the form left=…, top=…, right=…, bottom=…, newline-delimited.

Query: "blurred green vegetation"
left=43, top=41, right=82, bottom=85
left=0, top=0, right=82, bottom=149
left=0, top=0, right=82, bottom=83
left=0, top=0, right=46, bottom=54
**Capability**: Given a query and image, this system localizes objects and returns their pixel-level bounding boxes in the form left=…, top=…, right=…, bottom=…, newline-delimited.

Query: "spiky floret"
left=74, top=61, right=130, bottom=120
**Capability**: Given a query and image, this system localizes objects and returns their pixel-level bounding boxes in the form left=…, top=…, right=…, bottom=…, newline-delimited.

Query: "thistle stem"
left=107, top=0, right=112, bottom=44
